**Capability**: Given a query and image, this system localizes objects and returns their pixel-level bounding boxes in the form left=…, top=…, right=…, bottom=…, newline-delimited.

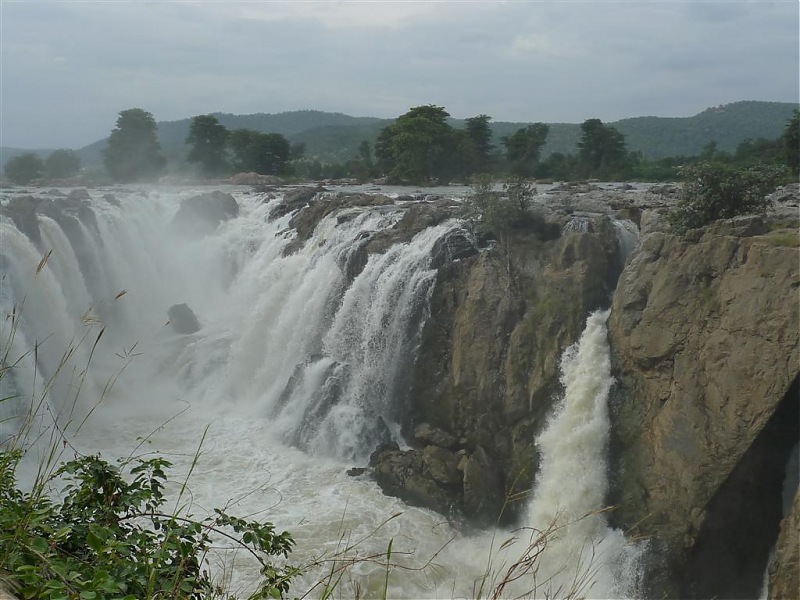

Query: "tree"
left=374, top=105, right=456, bottom=184
left=783, top=109, right=799, bottom=177
left=577, top=118, right=629, bottom=179
left=44, top=149, right=81, bottom=180
left=103, top=108, right=167, bottom=182
left=668, top=162, right=786, bottom=234
left=229, top=129, right=291, bottom=176
left=4, top=153, right=44, bottom=184
left=502, top=123, right=550, bottom=177
left=186, top=114, right=230, bottom=177
left=464, top=114, right=494, bottom=174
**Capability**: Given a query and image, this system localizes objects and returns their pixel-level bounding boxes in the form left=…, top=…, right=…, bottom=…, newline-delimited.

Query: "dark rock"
left=171, top=191, right=239, bottom=236
left=67, top=188, right=91, bottom=201
left=1, top=195, right=42, bottom=245
left=463, top=447, right=504, bottom=525
left=413, top=422, right=458, bottom=449
left=346, top=467, right=366, bottom=477
left=167, top=303, right=201, bottom=334
left=421, top=445, right=461, bottom=485
left=271, top=186, right=327, bottom=219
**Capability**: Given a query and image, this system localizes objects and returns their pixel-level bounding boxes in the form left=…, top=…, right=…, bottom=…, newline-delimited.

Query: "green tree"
left=374, top=105, right=456, bottom=184
left=44, top=149, right=81, bottom=180
left=4, top=153, right=44, bottom=184
left=502, top=123, right=550, bottom=177
left=103, top=108, right=167, bottom=182
left=668, top=162, right=786, bottom=234
left=783, top=109, right=799, bottom=177
left=464, top=114, right=494, bottom=174
left=577, top=118, right=629, bottom=179
left=229, top=129, right=292, bottom=176
left=186, top=114, right=230, bottom=178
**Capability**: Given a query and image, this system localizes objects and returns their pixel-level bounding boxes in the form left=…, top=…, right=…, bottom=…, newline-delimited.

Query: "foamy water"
left=1, top=186, right=643, bottom=598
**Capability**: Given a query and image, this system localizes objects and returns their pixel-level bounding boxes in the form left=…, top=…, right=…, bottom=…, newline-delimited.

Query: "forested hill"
left=5, top=101, right=796, bottom=168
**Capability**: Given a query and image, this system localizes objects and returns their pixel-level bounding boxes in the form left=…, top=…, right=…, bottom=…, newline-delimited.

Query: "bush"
left=462, top=175, right=540, bottom=239
left=0, top=450, right=298, bottom=599
left=668, top=162, right=787, bottom=234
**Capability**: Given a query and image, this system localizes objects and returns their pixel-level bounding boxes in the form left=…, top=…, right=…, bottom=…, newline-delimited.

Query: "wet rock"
left=463, top=447, right=503, bottom=525
left=271, top=186, right=327, bottom=219
left=167, top=303, right=201, bottom=334
left=421, top=445, right=461, bottom=485
left=413, top=422, right=458, bottom=449
left=171, top=191, right=239, bottom=236
left=768, top=489, right=800, bottom=599
left=346, top=467, right=366, bottom=477
left=1, top=195, right=42, bottom=245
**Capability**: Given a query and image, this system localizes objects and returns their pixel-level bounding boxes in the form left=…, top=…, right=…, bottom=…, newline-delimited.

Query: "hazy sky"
left=2, top=1, right=798, bottom=149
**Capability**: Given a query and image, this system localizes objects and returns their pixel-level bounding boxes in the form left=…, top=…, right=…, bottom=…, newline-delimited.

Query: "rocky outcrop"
left=607, top=215, right=800, bottom=598
left=390, top=213, right=624, bottom=524
left=171, top=191, right=239, bottom=236
left=167, top=303, right=201, bottom=334
left=769, top=488, right=800, bottom=599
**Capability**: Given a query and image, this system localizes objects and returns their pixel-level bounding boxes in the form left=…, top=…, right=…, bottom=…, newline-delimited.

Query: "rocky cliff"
left=607, top=213, right=800, bottom=598
left=372, top=210, right=625, bottom=524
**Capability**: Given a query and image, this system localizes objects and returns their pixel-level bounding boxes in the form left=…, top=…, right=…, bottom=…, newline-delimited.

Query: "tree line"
left=4, top=106, right=798, bottom=185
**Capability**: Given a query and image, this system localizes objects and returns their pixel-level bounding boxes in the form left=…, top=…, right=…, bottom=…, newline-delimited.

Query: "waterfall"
left=522, top=310, right=645, bottom=598
left=1, top=186, right=641, bottom=598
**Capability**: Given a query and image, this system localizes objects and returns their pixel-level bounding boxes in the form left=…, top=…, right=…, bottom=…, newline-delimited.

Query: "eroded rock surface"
left=607, top=214, right=800, bottom=598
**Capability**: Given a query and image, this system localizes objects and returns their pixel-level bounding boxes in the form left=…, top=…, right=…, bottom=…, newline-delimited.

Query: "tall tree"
left=44, top=149, right=81, bottom=180
left=4, top=153, right=44, bottom=184
left=502, top=123, right=550, bottom=177
left=375, top=105, right=456, bottom=184
left=229, top=129, right=291, bottom=176
left=464, top=114, right=494, bottom=174
left=783, top=109, right=799, bottom=176
left=103, top=108, right=167, bottom=182
left=186, top=115, right=229, bottom=177
left=577, top=118, right=629, bottom=178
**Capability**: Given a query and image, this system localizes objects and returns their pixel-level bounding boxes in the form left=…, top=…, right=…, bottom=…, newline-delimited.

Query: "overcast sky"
left=1, top=1, right=798, bottom=149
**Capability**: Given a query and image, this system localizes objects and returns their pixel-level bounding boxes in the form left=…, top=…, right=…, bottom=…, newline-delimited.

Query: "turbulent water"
left=0, top=186, right=642, bottom=598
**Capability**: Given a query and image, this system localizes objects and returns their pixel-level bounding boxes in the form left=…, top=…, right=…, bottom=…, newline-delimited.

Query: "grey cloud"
left=1, top=1, right=797, bottom=149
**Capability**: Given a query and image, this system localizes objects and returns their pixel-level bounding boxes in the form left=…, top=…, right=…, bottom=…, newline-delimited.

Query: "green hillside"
left=3, top=101, right=797, bottom=172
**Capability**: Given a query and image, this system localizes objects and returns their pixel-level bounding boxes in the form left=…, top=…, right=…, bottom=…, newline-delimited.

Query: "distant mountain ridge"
left=3, top=101, right=797, bottom=169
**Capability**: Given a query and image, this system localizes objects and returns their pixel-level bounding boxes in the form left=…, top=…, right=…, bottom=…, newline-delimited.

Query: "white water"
left=0, top=187, right=642, bottom=598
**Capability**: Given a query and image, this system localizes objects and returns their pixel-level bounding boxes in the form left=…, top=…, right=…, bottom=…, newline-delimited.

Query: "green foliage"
left=103, top=109, right=167, bottom=183
left=44, top=149, right=82, bottom=180
left=577, top=119, right=630, bottom=179
left=502, top=124, right=550, bottom=177
left=4, top=153, right=45, bottom=185
left=229, top=129, right=292, bottom=176
left=463, top=175, right=539, bottom=240
left=783, top=109, right=799, bottom=177
left=668, top=162, right=786, bottom=234
left=464, top=115, right=495, bottom=174
left=0, top=450, right=297, bottom=599
left=374, top=105, right=456, bottom=184
left=186, top=115, right=230, bottom=178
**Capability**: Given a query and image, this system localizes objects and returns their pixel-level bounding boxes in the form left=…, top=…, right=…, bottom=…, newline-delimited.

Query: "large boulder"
left=607, top=215, right=800, bottom=598
left=171, top=191, right=239, bottom=236
left=167, top=303, right=201, bottom=334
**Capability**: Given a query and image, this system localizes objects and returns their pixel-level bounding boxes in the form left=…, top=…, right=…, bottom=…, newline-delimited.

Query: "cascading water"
left=0, top=186, right=643, bottom=598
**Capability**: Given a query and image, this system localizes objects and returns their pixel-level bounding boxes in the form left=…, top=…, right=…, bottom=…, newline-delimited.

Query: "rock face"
left=397, top=213, right=624, bottom=523
left=769, top=489, right=800, bottom=599
left=607, top=216, right=800, bottom=598
left=171, top=191, right=239, bottom=235
left=167, top=303, right=201, bottom=334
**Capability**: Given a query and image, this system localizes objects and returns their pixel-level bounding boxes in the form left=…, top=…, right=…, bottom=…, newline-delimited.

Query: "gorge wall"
left=607, top=214, right=799, bottom=598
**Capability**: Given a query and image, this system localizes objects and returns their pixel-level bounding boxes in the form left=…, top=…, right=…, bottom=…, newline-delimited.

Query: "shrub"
left=462, top=175, right=541, bottom=240
left=0, top=450, right=298, bottom=599
left=668, top=162, right=787, bottom=234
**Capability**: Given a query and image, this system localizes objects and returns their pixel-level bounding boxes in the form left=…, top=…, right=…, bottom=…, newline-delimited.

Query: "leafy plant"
left=0, top=450, right=298, bottom=600
left=668, top=162, right=787, bottom=234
